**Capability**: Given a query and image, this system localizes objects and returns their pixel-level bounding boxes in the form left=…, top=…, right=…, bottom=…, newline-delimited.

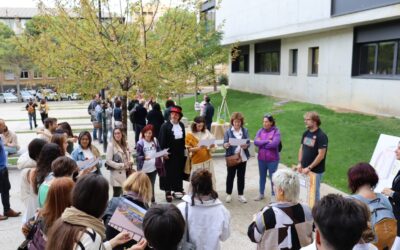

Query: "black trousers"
left=134, top=124, right=145, bottom=145
left=226, top=161, right=247, bottom=195
left=40, top=113, right=48, bottom=124
left=0, top=168, right=11, bottom=213
left=146, top=170, right=157, bottom=203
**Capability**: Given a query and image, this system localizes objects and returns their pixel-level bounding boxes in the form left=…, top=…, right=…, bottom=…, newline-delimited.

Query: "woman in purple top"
left=254, top=114, right=281, bottom=201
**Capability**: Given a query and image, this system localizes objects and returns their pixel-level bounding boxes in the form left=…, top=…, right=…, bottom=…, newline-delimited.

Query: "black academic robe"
left=158, top=121, right=185, bottom=192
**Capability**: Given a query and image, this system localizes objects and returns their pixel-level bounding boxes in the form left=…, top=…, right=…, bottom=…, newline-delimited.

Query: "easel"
left=217, top=85, right=231, bottom=123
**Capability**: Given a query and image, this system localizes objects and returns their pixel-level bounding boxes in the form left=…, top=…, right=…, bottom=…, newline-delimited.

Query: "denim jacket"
left=223, top=126, right=250, bottom=158
left=71, top=145, right=102, bottom=169
left=254, top=126, right=280, bottom=162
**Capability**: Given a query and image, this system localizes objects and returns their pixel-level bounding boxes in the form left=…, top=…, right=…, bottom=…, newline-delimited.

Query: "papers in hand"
left=77, top=157, right=100, bottom=172
left=198, top=139, right=215, bottom=147
left=108, top=197, right=147, bottom=241
left=229, top=138, right=248, bottom=146
left=153, top=149, right=169, bottom=159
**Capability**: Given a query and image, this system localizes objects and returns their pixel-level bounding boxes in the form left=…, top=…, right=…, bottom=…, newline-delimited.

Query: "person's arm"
left=223, top=129, right=231, bottom=149
left=240, top=128, right=250, bottom=149
left=220, top=208, right=231, bottom=241
left=264, top=129, right=281, bottom=149
left=247, top=210, right=266, bottom=243
left=136, top=142, right=145, bottom=171
left=254, top=129, right=268, bottom=147
left=105, top=144, right=124, bottom=170
left=7, top=132, right=19, bottom=148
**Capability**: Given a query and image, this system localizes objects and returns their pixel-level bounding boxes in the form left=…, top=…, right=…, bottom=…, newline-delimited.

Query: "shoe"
left=238, top=195, right=247, bottom=203
left=4, top=209, right=21, bottom=217
left=173, top=192, right=185, bottom=199
left=0, top=215, right=8, bottom=220
left=165, top=192, right=173, bottom=203
left=254, top=194, right=264, bottom=201
left=225, top=195, right=232, bottom=203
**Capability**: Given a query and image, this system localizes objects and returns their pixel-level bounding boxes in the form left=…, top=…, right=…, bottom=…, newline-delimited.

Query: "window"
left=289, top=49, right=298, bottom=75
left=34, top=71, right=42, bottom=79
left=359, top=44, right=377, bottom=74
left=20, top=70, right=29, bottom=79
left=356, top=41, right=398, bottom=76
left=4, top=70, right=14, bottom=80
left=255, top=40, right=281, bottom=74
left=309, top=47, right=319, bottom=75
left=231, top=45, right=249, bottom=73
left=352, top=20, right=400, bottom=78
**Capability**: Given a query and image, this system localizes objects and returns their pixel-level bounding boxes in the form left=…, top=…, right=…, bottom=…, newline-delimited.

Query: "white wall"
left=229, top=29, right=400, bottom=117
left=217, top=0, right=400, bottom=45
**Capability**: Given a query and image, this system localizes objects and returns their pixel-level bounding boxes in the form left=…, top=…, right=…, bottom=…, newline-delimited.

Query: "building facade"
left=216, top=0, right=400, bottom=117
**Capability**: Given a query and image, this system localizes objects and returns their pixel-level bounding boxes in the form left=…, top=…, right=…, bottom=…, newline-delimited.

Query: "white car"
left=20, top=91, right=35, bottom=102
left=0, top=93, right=18, bottom=103
left=60, top=92, right=81, bottom=101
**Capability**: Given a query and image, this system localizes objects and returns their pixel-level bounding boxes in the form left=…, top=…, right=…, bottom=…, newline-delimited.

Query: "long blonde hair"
left=123, top=171, right=152, bottom=204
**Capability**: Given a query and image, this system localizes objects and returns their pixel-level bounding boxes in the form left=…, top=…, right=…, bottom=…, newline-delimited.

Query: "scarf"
left=61, top=206, right=106, bottom=240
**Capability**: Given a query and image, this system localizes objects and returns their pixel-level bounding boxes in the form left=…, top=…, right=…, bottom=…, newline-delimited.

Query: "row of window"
left=231, top=43, right=319, bottom=76
left=3, top=70, right=55, bottom=80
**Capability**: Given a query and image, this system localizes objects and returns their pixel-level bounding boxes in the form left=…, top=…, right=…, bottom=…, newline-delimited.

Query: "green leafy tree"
left=0, top=22, right=32, bottom=97
left=18, top=0, right=228, bottom=131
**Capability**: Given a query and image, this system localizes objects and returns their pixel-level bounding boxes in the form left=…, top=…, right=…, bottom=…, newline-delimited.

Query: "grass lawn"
left=178, top=89, right=400, bottom=193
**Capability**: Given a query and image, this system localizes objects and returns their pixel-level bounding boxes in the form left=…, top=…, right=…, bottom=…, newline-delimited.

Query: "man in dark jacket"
left=134, top=99, right=148, bottom=144
left=204, top=96, right=214, bottom=131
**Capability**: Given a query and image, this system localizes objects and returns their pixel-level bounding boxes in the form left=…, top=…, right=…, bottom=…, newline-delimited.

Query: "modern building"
left=216, top=0, right=400, bottom=117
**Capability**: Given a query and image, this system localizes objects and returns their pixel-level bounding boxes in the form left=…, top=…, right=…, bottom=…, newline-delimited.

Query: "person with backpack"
left=25, top=99, right=38, bottom=130
left=254, top=113, right=281, bottom=202
left=348, top=162, right=397, bottom=250
left=88, top=94, right=100, bottom=140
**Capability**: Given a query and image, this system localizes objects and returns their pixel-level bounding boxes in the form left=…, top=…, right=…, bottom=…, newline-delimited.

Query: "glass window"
left=377, top=42, right=395, bottom=75
left=4, top=70, right=14, bottom=80
left=359, top=44, right=377, bottom=75
left=34, top=71, right=42, bottom=79
left=255, top=52, right=280, bottom=73
left=310, top=47, right=319, bottom=75
left=397, top=42, right=400, bottom=74
left=20, top=70, right=29, bottom=79
left=289, top=49, right=298, bottom=75
left=231, top=46, right=249, bottom=73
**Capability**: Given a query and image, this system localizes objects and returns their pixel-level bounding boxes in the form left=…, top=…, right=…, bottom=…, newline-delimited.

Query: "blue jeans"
left=28, top=113, right=37, bottom=129
left=258, top=159, right=279, bottom=196
left=93, top=127, right=98, bottom=140
left=315, top=172, right=323, bottom=201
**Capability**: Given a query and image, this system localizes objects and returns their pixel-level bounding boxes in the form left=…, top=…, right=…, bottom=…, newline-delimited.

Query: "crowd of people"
left=0, top=93, right=398, bottom=250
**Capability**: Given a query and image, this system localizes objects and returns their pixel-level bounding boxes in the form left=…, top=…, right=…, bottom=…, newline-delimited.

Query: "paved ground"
left=0, top=100, right=345, bottom=250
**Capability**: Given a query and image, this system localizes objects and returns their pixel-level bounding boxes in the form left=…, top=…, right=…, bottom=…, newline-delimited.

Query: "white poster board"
left=370, top=134, right=400, bottom=192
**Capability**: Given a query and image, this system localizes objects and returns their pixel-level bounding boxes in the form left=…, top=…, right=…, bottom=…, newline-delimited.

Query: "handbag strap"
left=185, top=203, right=190, bottom=241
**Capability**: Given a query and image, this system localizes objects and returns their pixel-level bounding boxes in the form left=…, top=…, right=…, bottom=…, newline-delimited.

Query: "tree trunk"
left=194, top=76, right=198, bottom=103
left=15, top=67, right=21, bottom=102
left=212, top=65, right=217, bottom=91
left=121, top=93, right=128, bottom=136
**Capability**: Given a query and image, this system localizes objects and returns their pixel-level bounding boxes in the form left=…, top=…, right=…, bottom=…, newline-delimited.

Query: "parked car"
left=0, top=93, right=18, bottom=103
left=60, top=92, right=81, bottom=101
left=20, top=91, right=35, bottom=102
left=37, top=89, right=59, bottom=101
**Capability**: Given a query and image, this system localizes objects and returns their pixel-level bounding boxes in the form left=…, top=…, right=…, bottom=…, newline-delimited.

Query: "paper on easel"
left=229, top=138, right=247, bottom=146
left=153, top=149, right=169, bottom=158
left=198, top=139, right=215, bottom=147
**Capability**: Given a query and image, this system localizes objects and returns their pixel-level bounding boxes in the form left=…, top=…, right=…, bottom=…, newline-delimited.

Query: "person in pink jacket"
left=253, top=114, right=281, bottom=201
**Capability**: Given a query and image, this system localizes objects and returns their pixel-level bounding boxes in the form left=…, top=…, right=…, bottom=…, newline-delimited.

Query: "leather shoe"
left=4, top=209, right=21, bottom=217
left=0, top=215, right=8, bottom=220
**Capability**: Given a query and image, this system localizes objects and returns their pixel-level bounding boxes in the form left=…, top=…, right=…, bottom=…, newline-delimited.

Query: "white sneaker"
left=254, top=194, right=264, bottom=201
left=225, top=195, right=232, bottom=203
left=238, top=195, right=247, bottom=203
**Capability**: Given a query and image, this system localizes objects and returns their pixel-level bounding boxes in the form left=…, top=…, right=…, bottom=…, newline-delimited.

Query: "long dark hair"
left=78, top=131, right=92, bottom=149
left=190, top=169, right=218, bottom=206
left=34, top=143, right=62, bottom=194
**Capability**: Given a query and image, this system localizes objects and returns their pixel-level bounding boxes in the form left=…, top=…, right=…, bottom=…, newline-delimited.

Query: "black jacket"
left=147, top=109, right=164, bottom=139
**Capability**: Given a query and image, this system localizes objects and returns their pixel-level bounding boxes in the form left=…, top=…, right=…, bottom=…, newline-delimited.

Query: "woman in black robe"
left=159, top=105, right=186, bottom=202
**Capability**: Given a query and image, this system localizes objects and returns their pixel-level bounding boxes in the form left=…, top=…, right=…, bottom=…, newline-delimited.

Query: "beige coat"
left=106, top=142, right=129, bottom=187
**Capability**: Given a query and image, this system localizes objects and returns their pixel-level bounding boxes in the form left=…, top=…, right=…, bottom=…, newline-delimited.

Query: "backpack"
left=27, top=104, right=34, bottom=114
left=353, top=194, right=397, bottom=248
left=129, top=105, right=137, bottom=124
